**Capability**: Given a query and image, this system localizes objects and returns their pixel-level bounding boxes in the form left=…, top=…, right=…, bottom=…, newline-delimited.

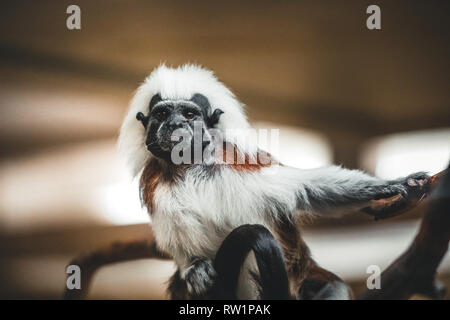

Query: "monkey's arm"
left=285, top=165, right=430, bottom=218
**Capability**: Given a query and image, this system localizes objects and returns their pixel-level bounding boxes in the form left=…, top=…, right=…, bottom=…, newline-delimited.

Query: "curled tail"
left=212, top=224, right=290, bottom=299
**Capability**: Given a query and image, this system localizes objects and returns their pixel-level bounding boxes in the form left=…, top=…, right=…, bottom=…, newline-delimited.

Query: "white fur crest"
left=118, top=64, right=254, bottom=176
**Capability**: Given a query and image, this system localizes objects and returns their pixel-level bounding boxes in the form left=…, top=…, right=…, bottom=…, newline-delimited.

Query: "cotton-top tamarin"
left=118, top=64, right=429, bottom=299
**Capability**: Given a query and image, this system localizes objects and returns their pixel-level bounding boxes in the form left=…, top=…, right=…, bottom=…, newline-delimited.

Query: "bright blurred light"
left=0, top=139, right=150, bottom=231
left=252, top=122, right=332, bottom=169
left=95, top=180, right=150, bottom=225
left=362, top=129, right=450, bottom=179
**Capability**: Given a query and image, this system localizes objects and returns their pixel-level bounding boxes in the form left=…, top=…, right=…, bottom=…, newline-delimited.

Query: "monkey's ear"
left=208, top=108, right=224, bottom=128
left=136, top=112, right=150, bottom=128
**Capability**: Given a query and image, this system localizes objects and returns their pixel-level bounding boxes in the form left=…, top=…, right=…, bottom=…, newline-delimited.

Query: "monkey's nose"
left=168, top=120, right=184, bottom=131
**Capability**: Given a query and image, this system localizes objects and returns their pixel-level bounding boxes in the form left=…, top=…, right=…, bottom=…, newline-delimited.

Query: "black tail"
left=212, top=224, right=290, bottom=299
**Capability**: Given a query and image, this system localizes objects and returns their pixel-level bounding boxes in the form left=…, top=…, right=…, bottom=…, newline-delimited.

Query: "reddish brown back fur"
left=221, top=142, right=275, bottom=172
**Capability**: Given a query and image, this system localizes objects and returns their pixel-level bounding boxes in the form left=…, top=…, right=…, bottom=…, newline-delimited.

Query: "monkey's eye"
left=183, top=111, right=196, bottom=120
left=153, top=109, right=168, bottom=121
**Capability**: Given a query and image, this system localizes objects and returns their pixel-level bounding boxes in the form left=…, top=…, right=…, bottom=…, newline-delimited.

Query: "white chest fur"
left=149, top=166, right=301, bottom=269
left=150, top=168, right=272, bottom=266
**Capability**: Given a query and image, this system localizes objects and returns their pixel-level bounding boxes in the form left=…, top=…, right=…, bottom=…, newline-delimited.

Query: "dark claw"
left=405, top=173, right=429, bottom=199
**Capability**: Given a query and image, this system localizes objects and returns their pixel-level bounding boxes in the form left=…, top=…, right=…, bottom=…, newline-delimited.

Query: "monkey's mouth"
left=146, top=142, right=171, bottom=160
left=146, top=138, right=212, bottom=164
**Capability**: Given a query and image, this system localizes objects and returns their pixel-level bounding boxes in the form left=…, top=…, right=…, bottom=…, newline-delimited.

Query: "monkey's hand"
left=181, top=258, right=217, bottom=298
left=362, top=172, right=431, bottom=220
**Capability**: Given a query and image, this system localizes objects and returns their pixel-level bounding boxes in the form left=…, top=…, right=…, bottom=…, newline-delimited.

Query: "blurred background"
left=0, top=0, right=449, bottom=299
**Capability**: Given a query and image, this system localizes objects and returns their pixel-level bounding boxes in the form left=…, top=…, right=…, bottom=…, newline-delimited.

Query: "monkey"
left=118, top=64, right=430, bottom=299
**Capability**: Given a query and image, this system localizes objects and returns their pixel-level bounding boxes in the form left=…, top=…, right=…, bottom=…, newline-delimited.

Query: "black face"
left=136, top=93, right=223, bottom=161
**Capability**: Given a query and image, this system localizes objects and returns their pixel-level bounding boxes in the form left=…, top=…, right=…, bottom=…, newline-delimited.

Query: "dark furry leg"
left=168, top=259, right=216, bottom=300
